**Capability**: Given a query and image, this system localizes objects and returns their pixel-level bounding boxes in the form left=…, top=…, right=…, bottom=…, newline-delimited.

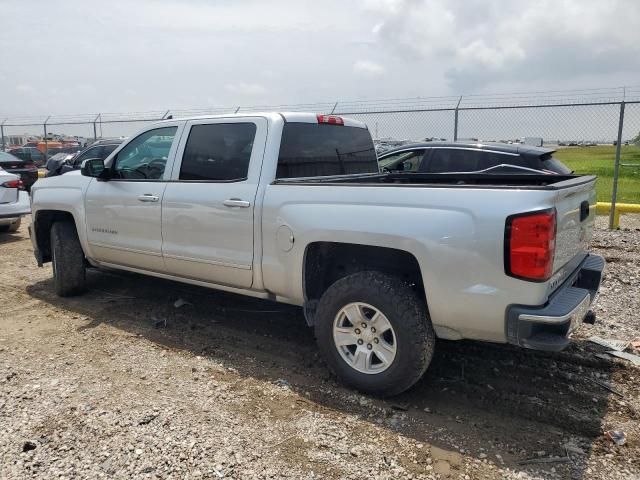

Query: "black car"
left=377, top=142, right=572, bottom=175
left=45, top=146, right=82, bottom=158
left=69, top=139, right=124, bottom=168
left=0, top=151, right=39, bottom=191
left=45, top=139, right=124, bottom=177
left=7, top=147, right=45, bottom=166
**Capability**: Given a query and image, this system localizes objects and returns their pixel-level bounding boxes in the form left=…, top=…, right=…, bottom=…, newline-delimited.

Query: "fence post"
left=43, top=116, right=50, bottom=162
left=609, top=101, right=626, bottom=229
left=0, top=119, right=6, bottom=152
left=453, top=96, right=462, bottom=141
left=93, top=113, right=100, bottom=142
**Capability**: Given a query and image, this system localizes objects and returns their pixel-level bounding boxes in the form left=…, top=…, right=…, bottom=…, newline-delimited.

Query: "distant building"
left=1, top=133, right=40, bottom=148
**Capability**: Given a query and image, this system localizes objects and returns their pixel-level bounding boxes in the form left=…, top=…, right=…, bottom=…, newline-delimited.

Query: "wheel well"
left=34, top=210, right=76, bottom=263
left=303, top=242, right=425, bottom=323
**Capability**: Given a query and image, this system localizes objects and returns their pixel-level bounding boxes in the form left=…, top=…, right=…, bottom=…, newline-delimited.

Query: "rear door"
left=161, top=117, right=267, bottom=288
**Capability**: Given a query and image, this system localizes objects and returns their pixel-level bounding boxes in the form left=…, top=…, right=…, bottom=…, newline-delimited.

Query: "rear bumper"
left=0, top=191, right=31, bottom=220
left=506, top=254, right=605, bottom=352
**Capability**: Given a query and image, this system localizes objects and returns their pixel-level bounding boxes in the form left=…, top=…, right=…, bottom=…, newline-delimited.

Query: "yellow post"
left=596, top=202, right=640, bottom=228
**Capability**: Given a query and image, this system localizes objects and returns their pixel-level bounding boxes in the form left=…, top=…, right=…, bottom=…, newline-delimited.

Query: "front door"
left=161, top=117, right=267, bottom=288
left=85, top=124, right=182, bottom=272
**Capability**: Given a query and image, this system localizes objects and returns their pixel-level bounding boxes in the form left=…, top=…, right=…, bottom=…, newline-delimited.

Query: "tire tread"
left=314, top=271, right=435, bottom=396
left=51, top=221, right=86, bottom=297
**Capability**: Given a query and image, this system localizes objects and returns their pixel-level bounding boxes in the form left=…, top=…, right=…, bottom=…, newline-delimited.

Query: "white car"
left=0, top=167, right=30, bottom=233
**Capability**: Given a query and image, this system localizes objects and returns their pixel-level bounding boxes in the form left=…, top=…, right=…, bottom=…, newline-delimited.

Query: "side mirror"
left=81, top=158, right=109, bottom=179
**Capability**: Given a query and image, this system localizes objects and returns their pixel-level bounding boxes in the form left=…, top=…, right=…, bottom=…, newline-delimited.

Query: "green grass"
left=554, top=145, right=640, bottom=204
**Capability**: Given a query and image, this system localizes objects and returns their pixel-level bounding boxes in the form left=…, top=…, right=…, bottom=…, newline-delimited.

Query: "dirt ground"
left=1, top=216, right=639, bottom=479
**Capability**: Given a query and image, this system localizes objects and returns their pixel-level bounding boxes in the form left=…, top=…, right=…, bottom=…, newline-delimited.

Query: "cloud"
left=353, top=60, right=385, bottom=76
left=15, top=84, right=35, bottom=94
left=0, top=0, right=639, bottom=120
left=225, top=82, right=267, bottom=96
left=366, top=0, right=640, bottom=92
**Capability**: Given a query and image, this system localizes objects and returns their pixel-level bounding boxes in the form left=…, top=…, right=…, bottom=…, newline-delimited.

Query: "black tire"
left=7, top=217, right=21, bottom=233
left=51, top=221, right=86, bottom=297
left=314, top=271, right=435, bottom=396
left=0, top=218, right=20, bottom=233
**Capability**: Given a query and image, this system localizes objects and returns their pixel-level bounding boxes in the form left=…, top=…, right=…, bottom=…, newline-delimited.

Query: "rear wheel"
left=51, top=221, right=86, bottom=297
left=314, top=271, right=435, bottom=396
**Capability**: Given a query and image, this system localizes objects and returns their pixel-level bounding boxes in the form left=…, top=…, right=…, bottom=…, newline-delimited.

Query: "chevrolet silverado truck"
left=29, top=113, right=604, bottom=395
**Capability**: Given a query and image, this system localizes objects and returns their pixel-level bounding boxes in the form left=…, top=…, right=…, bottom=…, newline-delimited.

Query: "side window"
left=476, top=152, right=519, bottom=171
left=113, top=127, right=177, bottom=180
left=427, top=149, right=483, bottom=173
left=379, top=150, right=424, bottom=172
left=179, top=123, right=256, bottom=181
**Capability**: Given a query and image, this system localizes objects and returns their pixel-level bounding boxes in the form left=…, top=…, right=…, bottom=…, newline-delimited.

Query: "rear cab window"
left=276, top=122, right=377, bottom=178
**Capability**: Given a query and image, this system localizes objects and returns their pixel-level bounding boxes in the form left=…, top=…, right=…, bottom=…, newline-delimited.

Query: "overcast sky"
left=1, top=0, right=639, bottom=117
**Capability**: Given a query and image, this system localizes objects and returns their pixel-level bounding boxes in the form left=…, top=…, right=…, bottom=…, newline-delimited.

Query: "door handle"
left=223, top=198, right=250, bottom=208
left=137, top=194, right=159, bottom=203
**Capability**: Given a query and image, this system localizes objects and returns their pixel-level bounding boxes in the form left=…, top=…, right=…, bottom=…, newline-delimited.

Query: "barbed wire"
left=2, top=85, right=640, bottom=126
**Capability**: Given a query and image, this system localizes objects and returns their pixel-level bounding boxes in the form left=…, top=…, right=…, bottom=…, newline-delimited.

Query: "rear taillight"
left=505, top=209, right=556, bottom=281
left=2, top=179, right=24, bottom=189
left=317, top=114, right=344, bottom=125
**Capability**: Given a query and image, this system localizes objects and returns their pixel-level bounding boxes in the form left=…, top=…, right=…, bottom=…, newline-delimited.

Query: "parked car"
left=0, top=151, right=39, bottom=191
left=45, top=145, right=82, bottom=158
left=7, top=147, right=45, bottom=166
left=44, top=153, right=76, bottom=177
left=378, top=142, right=572, bottom=175
left=45, top=139, right=125, bottom=177
left=0, top=167, right=30, bottom=232
left=29, top=113, right=603, bottom=396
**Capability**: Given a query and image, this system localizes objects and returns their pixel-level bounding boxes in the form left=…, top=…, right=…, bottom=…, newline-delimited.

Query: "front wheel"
left=51, top=221, right=86, bottom=297
left=314, top=271, right=435, bottom=396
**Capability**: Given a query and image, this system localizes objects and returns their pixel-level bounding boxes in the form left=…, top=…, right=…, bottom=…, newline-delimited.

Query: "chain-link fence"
left=2, top=86, right=639, bottom=226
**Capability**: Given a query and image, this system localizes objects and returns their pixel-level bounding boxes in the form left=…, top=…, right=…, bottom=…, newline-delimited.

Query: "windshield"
left=0, top=152, right=20, bottom=162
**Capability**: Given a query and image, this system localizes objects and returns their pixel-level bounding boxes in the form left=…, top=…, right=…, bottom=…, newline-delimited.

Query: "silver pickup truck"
left=29, top=112, right=604, bottom=395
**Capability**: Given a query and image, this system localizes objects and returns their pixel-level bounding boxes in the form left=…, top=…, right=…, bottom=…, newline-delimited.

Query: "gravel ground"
left=0, top=215, right=639, bottom=479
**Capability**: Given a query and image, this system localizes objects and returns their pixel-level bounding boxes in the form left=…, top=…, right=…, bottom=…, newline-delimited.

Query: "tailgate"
left=553, top=177, right=596, bottom=274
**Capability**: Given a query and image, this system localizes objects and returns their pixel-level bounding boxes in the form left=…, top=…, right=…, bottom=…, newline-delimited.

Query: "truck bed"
left=274, top=172, right=595, bottom=189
